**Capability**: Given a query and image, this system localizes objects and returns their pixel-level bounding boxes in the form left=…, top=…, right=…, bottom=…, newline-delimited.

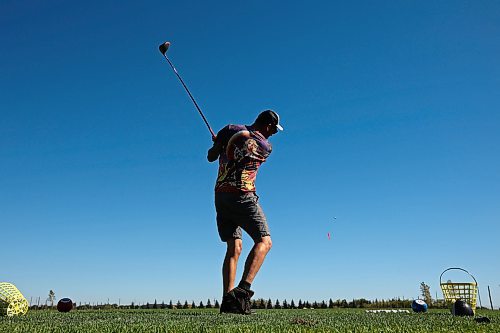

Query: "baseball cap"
left=256, top=110, right=284, bottom=131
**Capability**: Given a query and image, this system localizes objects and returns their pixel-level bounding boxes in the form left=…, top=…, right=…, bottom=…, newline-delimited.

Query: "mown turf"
left=1, top=309, right=498, bottom=332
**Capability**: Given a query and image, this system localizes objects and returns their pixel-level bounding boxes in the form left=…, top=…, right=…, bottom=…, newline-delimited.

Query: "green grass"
left=1, top=309, right=498, bottom=332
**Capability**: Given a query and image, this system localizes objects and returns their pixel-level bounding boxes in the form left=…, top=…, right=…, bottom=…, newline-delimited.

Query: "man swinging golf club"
left=159, top=41, right=282, bottom=314
left=207, top=110, right=283, bottom=314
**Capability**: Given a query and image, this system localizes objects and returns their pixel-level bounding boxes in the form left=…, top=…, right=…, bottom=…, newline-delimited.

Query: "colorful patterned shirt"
left=214, top=124, right=272, bottom=192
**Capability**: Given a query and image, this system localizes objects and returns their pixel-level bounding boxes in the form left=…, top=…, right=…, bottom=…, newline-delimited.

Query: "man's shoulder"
left=214, top=124, right=245, bottom=146
left=227, top=124, right=247, bottom=132
left=218, top=124, right=248, bottom=139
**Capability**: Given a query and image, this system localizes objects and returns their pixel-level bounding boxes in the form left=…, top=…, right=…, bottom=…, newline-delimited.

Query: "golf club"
left=159, top=41, right=216, bottom=140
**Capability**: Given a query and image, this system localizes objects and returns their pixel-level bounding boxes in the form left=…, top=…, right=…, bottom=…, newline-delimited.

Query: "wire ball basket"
left=439, top=267, right=479, bottom=311
left=0, top=282, right=29, bottom=317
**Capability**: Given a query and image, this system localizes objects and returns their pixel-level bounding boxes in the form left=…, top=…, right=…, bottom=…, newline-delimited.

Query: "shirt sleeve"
left=215, top=125, right=231, bottom=146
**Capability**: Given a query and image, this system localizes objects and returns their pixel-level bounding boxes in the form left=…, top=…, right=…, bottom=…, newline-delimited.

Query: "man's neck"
left=249, top=123, right=270, bottom=138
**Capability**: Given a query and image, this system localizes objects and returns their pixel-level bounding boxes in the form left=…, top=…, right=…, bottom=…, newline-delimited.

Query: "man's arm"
left=207, top=125, right=229, bottom=162
left=207, top=140, right=223, bottom=162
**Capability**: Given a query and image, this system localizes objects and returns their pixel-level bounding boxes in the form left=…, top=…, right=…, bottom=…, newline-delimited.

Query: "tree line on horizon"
left=29, top=297, right=451, bottom=311
left=29, top=282, right=455, bottom=311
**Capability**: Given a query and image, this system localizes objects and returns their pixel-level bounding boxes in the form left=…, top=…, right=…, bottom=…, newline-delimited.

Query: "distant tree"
left=312, top=301, right=318, bottom=308
left=298, top=300, right=303, bottom=308
left=305, top=301, right=311, bottom=308
left=191, top=301, right=196, bottom=309
left=274, top=299, right=281, bottom=309
left=358, top=298, right=370, bottom=308
left=266, top=299, right=273, bottom=309
left=340, top=299, right=348, bottom=308
left=131, top=302, right=135, bottom=309
left=329, top=299, right=334, bottom=308
left=168, top=300, right=173, bottom=309
left=321, top=301, right=327, bottom=309
left=146, top=302, right=150, bottom=309
left=420, top=282, right=432, bottom=305
left=199, top=301, right=205, bottom=309
left=290, top=299, right=296, bottom=309
left=206, top=299, right=212, bottom=309
left=47, top=290, right=56, bottom=307
left=214, top=300, right=220, bottom=309
left=161, top=301, right=166, bottom=309
left=153, top=299, right=158, bottom=309
left=176, top=300, right=182, bottom=309
left=183, top=301, right=189, bottom=309
left=282, top=299, right=288, bottom=309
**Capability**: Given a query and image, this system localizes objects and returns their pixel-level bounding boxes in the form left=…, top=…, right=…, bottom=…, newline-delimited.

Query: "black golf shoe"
left=219, top=293, right=240, bottom=314
left=228, top=287, right=254, bottom=315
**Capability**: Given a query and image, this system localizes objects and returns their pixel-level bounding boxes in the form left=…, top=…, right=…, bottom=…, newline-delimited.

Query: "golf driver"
left=159, top=41, right=216, bottom=140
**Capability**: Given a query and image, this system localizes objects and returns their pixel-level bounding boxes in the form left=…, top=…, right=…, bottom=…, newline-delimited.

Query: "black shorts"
left=215, top=192, right=270, bottom=242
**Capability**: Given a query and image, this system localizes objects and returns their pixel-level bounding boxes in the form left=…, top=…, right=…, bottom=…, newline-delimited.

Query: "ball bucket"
left=440, top=268, right=479, bottom=313
left=0, top=282, right=29, bottom=316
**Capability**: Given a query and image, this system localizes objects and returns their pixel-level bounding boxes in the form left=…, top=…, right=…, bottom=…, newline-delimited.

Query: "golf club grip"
left=163, top=55, right=216, bottom=140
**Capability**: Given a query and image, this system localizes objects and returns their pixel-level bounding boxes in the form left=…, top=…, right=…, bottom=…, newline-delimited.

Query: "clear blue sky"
left=2, top=0, right=499, bottom=307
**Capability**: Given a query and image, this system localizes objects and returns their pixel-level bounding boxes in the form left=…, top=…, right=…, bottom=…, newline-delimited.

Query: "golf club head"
left=159, top=42, right=171, bottom=55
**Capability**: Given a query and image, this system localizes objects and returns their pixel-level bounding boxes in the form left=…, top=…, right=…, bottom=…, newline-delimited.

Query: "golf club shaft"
left=161, top=54, right=216, bottom=140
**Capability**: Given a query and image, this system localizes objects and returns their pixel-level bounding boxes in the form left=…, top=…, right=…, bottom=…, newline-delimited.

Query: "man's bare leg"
left=241, top=236, right=272, bottom=285
left=222, top=238, right=242, bottom=294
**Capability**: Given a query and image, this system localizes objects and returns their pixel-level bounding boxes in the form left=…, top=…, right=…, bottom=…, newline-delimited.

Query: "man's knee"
left=257, top=236, right=272, bottom=252
left=226, top=238, right=243, bottom=257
